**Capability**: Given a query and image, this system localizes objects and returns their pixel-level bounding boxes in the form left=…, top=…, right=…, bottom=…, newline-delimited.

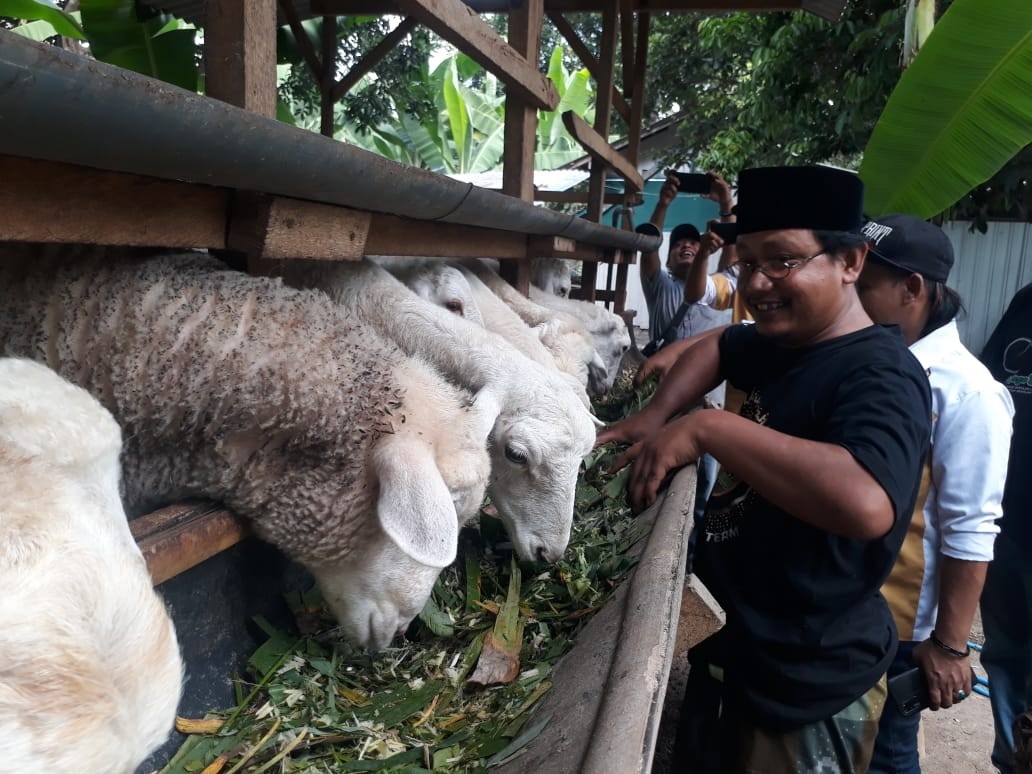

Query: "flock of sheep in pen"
left=0, top=245, right=634, bottom=772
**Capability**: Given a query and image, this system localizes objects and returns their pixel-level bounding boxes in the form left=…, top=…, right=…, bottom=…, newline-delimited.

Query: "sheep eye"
left=444, top=299, right=464, bottom=314
left=504, top=446, right=528, bottom=464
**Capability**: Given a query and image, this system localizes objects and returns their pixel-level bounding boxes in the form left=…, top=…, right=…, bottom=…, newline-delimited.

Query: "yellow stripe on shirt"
left=881, top=455, right=933, bottom=640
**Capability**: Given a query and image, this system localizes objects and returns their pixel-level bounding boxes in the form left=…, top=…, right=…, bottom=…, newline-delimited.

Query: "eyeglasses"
left=737, top=250, right=828, bottom=280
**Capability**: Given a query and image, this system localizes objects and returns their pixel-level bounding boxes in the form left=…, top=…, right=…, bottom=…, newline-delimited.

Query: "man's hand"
left=912, top=638, right=973, bottom=710
left=702, top=171, right=734, bottom=215
left=699, top=222, right=725, bottom=255
left=594, top=406, right=667, bottom=449
left=658, top=174, right=680, bottom=209
left=634, top=346, right=683, bottom=387
left=615, top=412, right=705, bottom=513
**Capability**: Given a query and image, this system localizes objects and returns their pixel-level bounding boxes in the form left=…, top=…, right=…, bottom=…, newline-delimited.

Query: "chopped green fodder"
left=163, top=371, right=657, bottom=774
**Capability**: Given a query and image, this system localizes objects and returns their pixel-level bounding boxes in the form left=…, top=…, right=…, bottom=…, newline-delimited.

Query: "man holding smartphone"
left=634, top=170, right=736, bottom=527
left=635, top=171, right=736, bottom=353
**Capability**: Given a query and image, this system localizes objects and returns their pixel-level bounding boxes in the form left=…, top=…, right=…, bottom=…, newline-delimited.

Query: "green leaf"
left=418, top=591, right=455, bottom=637
left=0, top=0, right=84, bottom=39
left=442, top=59, right=471, bottom=171
left=80, top=0, right=197, bottom=91
left=860, top=0, right=1032, bottom=218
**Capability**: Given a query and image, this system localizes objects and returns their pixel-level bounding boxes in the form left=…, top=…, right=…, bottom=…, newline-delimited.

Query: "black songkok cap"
left=733, top=166, right=865, bottom=236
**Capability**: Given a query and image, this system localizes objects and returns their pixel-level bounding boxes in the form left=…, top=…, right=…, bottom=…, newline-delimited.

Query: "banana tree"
left=860, top=0, right=1032, bottom=219
left=340, top=46, right=597, bottom=174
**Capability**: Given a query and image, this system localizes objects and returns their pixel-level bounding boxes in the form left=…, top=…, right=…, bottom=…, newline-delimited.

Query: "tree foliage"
left=643, top=2, right=905, bottom=178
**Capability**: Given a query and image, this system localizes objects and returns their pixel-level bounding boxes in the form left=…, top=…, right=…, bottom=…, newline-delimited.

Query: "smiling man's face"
left=667, top=236, right=700, bottom=280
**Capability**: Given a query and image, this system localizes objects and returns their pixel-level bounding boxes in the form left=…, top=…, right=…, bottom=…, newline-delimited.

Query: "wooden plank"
left=364, top=214, right=530, bottom=258
left=320, top=14, right=337, bottom=136
left=564, top=113, right=644, bottom=191
left=393, top=0, right=559, bottom=110
left=502, top=0, right=544, bottom=202
left=279, top=0, right=323, bottom=82
left=130, top=502, right=251, bottom=586
left=204, top=0, right=278, bottom=117
left=229, top=193, right=371, bottom=261
left=0, top=156, right=228, bottom=248
left=529, top=235, right=577, bottom=255
left=317, top=0, right=803, bottom=11
left=331, top=18, right=417, bottom=102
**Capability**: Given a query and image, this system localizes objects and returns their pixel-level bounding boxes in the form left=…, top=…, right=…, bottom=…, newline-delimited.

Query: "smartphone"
left=710, top=221, right=737, bottom=244
left=675, top=172, right=712, bottom=195
left=887, top=666, right=978, bottom=717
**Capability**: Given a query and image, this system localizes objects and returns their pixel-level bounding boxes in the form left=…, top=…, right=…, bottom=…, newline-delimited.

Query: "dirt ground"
left=651, top=603, right=998, bottom=773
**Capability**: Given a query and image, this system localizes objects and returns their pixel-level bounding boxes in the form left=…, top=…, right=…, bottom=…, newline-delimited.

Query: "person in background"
left=856, top=214, right=1014, bottom=774
left=634, top=170, right=736, bottom=528
left=636, top=170, right=736, bottom=352
left=980, top=282, right=1032, bottom=773
left=598, top=165, right=932, bottom=772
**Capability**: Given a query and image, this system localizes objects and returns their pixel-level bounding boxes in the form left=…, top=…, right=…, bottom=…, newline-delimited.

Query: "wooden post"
left=203, top=0, right=277, bottom=118
left=499, top=0, right=544, bottom=296
left=580, top=0, right=619, bottom=303
left=320, top=15, right=337, bottom=137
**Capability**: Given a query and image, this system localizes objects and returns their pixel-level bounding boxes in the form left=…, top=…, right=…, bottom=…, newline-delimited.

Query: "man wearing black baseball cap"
left=598, top=167, right=932, bottom=771
left=857, top=214, right=1014, bottom=773
left=634, top=171, right=735, bottom=354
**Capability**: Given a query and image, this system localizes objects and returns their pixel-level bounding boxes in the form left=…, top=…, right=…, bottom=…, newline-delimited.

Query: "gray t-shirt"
left=641, top=267, right=730, bottom=404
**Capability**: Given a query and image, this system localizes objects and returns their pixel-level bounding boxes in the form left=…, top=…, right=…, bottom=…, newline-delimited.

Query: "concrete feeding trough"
left=494, top=465, right=724, bottom=774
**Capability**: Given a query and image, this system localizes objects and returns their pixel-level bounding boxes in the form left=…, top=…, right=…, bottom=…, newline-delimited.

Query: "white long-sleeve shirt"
left=882, top=320, right=1015, bottom=641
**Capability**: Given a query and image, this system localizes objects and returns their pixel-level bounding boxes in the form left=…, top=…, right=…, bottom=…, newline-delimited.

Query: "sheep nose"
left=536, top=546, right=549, bottom=562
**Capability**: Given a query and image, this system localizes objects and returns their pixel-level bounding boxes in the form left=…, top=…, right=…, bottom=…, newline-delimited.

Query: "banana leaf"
left=0, top=0, right=84, bottom=39
left=80, top=0, right=197, bottom=91
left=860, top=0, right=1032, bottom=218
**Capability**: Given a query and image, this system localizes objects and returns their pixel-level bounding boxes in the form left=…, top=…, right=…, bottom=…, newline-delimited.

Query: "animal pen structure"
left=0, top=0, right=843, bottom=769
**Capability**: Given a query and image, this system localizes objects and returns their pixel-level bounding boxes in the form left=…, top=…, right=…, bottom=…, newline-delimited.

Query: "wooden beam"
left=204, top=0, right=278, bottom=117
left=318, top=0, right=803, bottom=12
left=364, top=214, right=531, bottom=258
left=393, top=0, right=559, bottom=110
left=331, top=18, right=417, bottom=102
left=279, top=0, right=323, bottom=83
left=529, top=235, right=577, bottom=255
left=228, top=193, right=371, bottom=261
left=0, top=156, right=228, bottom=248
left=130, top=502, right=251, bottom=586
left=546, top=11, right=631, bottom=123
left=320, top=14, right=337, bottom=136
left=502, top=0, right=544, bottom=202
left=562, top=111, right=643, bottom=192
left=625, top=10, right=650, bottom=170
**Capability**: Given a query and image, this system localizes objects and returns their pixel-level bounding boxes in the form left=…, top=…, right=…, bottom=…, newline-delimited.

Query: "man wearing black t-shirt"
left=597, top=166, right=931, bottom=772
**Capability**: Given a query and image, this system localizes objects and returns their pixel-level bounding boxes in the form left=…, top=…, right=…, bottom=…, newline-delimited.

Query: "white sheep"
left=280, top=259, right=598, bottom=564
left=0, top=357, right=183, bottom=773
left=0, top=250, right=493, bottom=651
left=528, top=287, right=632, bottom=395
left=379, top=258, right=594, bottom=404
left=377, top=258, right=485, bottom=327
left=532, top=256, right=574, bottom=298
left=455, top=259, right=613, bottom=396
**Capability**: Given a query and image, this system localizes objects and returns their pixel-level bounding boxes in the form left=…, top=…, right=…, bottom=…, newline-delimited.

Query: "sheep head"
left=486, top=383, right=596, bottom=563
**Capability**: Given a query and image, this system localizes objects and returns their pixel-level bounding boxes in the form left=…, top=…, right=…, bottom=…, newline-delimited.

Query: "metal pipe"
left=0, top=33, right=660, bottom=253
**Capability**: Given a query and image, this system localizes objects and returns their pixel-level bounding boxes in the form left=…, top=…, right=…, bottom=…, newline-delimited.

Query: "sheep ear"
left=373, top=440, right=458, bottom=569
